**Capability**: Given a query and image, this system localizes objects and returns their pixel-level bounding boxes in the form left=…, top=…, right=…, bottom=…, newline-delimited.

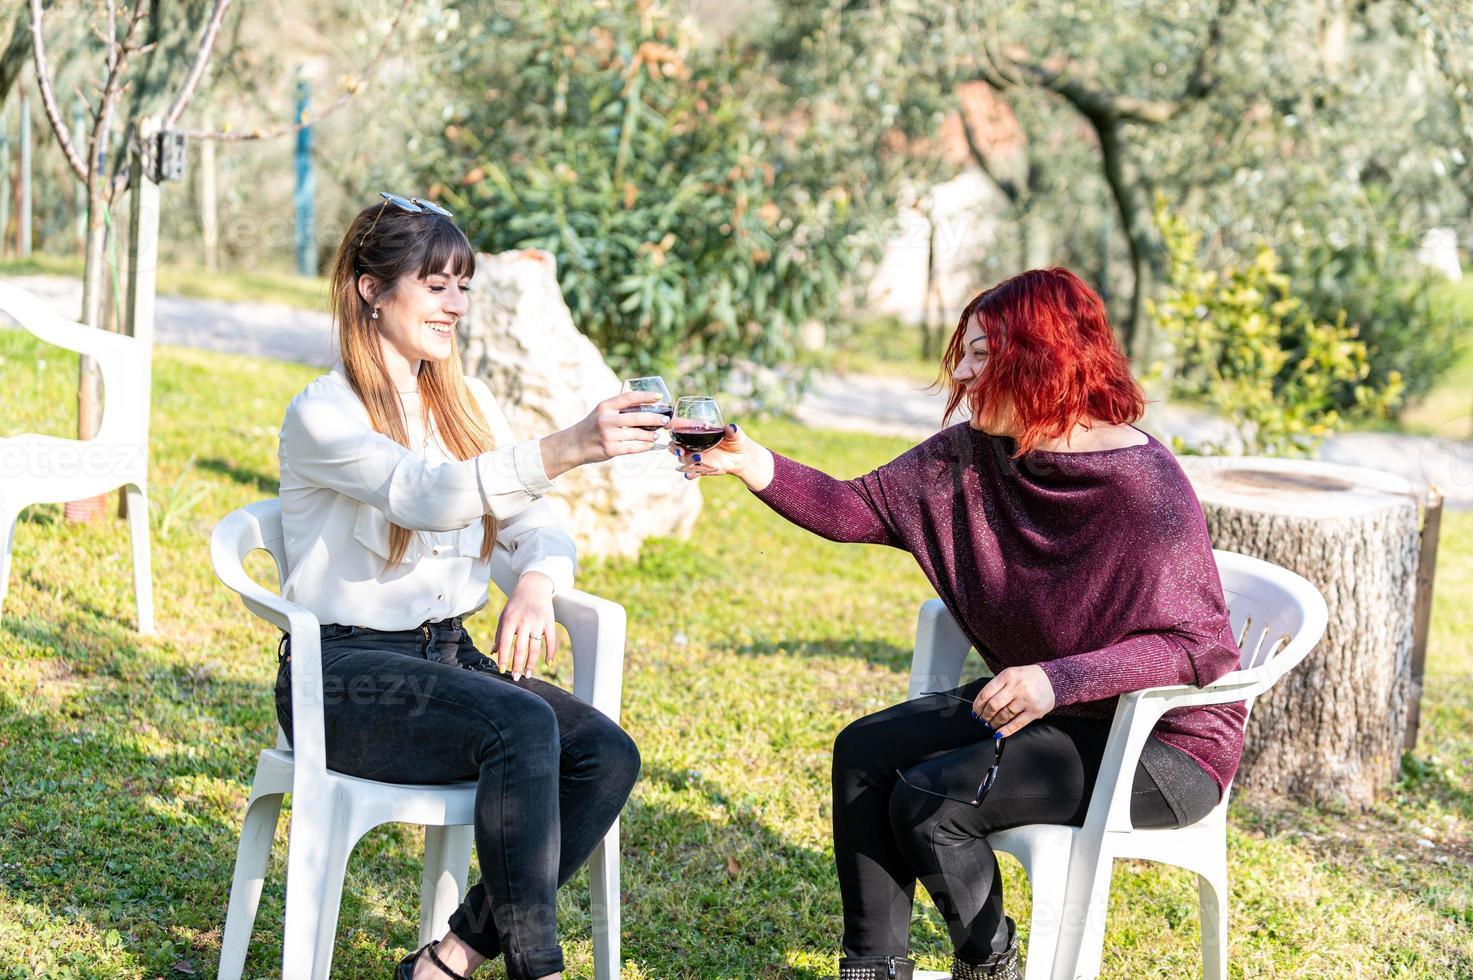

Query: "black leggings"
left=275, top=617, right=640, bottom=980
left=832, top=677, right=1220, bottom=964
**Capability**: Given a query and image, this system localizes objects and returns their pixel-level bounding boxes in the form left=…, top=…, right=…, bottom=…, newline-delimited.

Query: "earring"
left=371, top=307, right=380, bottom=320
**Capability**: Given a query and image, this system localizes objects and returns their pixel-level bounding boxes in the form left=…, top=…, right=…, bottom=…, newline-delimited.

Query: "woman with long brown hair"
left=276, top=194, right=664, bottom=980
left=677, top=268, right=1238, bottom=980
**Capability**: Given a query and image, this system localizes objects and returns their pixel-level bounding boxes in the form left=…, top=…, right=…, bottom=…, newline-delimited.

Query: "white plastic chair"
left=212, top=499, right=626, bottom=980
left=0, top=280, right=154, bottom=633
left=906, top=549, right=1328, bottom=980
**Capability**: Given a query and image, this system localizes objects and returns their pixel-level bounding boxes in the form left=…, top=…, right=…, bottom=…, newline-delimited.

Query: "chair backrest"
left=1212, top=549, right=1327, bottom=688
left=1083, top=551, right=1327, bottom=834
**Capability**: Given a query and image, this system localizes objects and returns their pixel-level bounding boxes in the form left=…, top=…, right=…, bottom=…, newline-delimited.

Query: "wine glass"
left=620, top=377, right=674, bottom=437
left=671, top=396, right=726, bottom=453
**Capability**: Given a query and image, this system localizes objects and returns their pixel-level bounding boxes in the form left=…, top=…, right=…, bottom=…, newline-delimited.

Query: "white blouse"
left=277, top=365, right=577, bottom=631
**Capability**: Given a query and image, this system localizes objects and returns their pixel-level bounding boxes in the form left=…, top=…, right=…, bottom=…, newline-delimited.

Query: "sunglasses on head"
left=358, top=192, right=454, bottom=249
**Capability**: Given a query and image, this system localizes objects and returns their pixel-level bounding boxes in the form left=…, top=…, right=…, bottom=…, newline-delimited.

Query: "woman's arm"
left=491, top=499, right=578, bottom=679
left=1037, top=623, right=1237, bottom=708
left=280, top=394, right=551, bottom=529
left=972, top=624, right=1235, bottom=738
left=495, top=499, right=578, bottom=594
left=673, top=424, right=900, bottom=546
left=280, top=380, right=670, bottom=531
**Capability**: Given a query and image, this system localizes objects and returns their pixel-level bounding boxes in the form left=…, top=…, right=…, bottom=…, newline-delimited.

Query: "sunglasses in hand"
left=894, top=691, right=1007, bottom=808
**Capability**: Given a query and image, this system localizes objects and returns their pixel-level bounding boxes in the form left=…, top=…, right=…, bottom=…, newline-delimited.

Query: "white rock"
left=1416, top=227, right=1462, bottom=281
left=798, top=319, right=827, bottom=353
left=457, top=248, right=703, bottom=559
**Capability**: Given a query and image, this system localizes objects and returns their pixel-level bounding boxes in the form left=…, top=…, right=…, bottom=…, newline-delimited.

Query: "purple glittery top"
left=754, top=423, right=1246, bottom=794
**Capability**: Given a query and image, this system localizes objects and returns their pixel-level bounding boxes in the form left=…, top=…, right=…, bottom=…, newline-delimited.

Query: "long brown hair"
left=327, top=201, right=496, bottom=566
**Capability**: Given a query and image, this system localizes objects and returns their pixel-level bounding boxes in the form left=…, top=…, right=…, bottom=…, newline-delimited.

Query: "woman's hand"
left=495, top=571, right=559, bottom=681
left=670, top=423, right=776, bottom=492
left=540, top=391, right=669, bottom=479
left=973, top=665, right=1056, bottom=737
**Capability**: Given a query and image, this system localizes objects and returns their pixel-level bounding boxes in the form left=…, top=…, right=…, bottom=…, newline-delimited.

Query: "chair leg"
left=0, top=503, right=19, bottom=621
left=1197, top=859, right=1229, bottom=980
left=124, top=484, right=154, bottom=634
left=1020, top=844, right=1070, bottom=980
left=280, top=793, right=358, bottom=980
left=419, top=825, right=473, bottom=947
left=589, top=818, right=621, bottom=980
left=1049, top=852, right=1114, bottom=980
left=218, top=791, right=286, bottom=980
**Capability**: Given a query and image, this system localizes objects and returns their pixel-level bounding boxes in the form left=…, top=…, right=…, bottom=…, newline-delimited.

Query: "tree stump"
left=1177, top=456, right=1422, bottom=808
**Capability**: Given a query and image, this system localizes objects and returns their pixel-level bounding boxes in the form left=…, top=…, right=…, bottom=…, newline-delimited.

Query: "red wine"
left=620, top=404, right=674, bottom=430
left=671, top=426, right=726, bottom=451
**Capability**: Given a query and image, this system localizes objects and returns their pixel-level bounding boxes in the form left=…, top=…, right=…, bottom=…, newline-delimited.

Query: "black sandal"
left=394, top=941, right=472, bottom=980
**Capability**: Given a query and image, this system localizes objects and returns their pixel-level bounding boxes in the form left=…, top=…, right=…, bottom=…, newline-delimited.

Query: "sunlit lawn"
left=1, top=332, right=1469, bottom=977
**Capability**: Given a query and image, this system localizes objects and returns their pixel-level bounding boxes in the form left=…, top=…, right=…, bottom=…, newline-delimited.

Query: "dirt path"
left=6, top=274, right=334, bottom=366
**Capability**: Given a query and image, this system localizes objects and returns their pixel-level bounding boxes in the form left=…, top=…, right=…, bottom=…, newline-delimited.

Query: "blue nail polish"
left=693, top=453, right=702, bottom=463
left=731, top=423, right=739, bottom=432
left=993, top=731, right=1004, bottom=740
left=675, top=448, right=683, bottom=457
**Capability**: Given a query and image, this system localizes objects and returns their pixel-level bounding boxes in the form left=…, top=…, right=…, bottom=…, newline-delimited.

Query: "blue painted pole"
left=293, top=77, right=315, bottom=276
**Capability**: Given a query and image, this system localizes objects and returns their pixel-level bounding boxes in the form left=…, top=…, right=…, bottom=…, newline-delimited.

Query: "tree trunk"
left=1096, top=121, right=1164, bottom=369
left=64, top=190, right=111, bottom=523
left=1178, top=456, right=1422, bottom=808
left=1022, top=210, right=1052, bottom=270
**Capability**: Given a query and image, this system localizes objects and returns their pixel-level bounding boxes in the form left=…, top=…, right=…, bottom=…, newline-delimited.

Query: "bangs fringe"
left=416, top=216, right=477, bottom=281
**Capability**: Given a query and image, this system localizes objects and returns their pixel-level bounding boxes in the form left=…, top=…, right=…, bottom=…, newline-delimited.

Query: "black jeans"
left=832, top=678, right=1220, bottom=965
left=274, top=617, right=640, bottom=980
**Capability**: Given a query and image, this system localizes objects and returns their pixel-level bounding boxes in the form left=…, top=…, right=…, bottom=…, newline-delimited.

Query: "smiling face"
left=950, top=313, right=989, bottom=386
left=950, top=313, right=1016, bottom=434
left=360, top=264, right=471, bottom=374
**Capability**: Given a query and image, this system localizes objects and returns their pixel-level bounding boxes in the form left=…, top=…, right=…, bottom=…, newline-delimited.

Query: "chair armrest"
left=0, top=281, right=138, bottom=361
left=908, top=598, right=973, bottom=700
left=554, top=588, right=627, bottom=724
left=1086, top=665, right=1276, bottom=833
left=209, top=538, right=329, bottom=778
left=490, top=560, right=627, bottom=723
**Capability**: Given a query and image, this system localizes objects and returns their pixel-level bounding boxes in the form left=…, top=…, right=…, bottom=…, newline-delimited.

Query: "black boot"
left=836, top=954, right=915, bottom=980
left=949, top=927, right=1022, bottom=980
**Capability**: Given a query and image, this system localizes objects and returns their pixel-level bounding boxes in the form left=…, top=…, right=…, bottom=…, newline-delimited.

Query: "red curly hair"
left=942, top=267, right=1145, bottom=457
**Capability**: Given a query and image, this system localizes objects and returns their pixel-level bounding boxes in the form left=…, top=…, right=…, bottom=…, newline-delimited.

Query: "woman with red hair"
left=677, top=268, right=1240, bottom=980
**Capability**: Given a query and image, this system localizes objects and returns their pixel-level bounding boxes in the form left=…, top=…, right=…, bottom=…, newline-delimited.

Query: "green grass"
left=0, top=253, right=329, bottom=313
left=1389, top=280, right=1473, bottom=440
left=1, top=333, right=1470, bottom=977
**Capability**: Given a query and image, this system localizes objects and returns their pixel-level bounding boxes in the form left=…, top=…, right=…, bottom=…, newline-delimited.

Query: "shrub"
left=418, top=1, right=879, bottom=395
left=1284, top=239, right=1467, bottom=416
left=1151, top=198, right=1402, bottom=456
